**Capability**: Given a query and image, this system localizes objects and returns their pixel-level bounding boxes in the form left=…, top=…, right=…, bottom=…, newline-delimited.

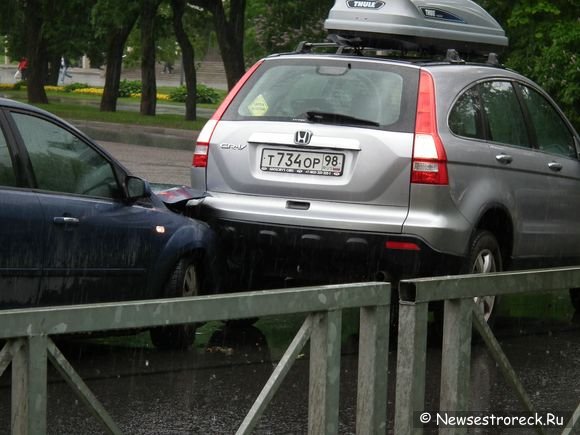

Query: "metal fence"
left=394, top=266, right=580, bottom=435
left=3, top=267, right=580, bottom=434
left=0, top=282, right=391, bottom=435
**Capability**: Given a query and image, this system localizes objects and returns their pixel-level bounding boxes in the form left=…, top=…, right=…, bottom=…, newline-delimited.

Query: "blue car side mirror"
left=126, top=176, right=152, bottom=201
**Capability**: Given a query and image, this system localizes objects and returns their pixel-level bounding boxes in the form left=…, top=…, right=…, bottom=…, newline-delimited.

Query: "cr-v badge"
left=220, top=143, right=247, bottom=150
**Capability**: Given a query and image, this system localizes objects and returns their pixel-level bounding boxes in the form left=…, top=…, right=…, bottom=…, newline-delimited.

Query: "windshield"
left=223, top=57, right=419, bottom=132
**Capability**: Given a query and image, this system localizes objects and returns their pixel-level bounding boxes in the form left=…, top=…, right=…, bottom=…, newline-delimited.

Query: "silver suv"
left=189, top=42, right=580, bottom=318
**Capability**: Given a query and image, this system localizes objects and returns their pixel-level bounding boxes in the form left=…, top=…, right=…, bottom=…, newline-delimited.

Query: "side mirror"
left=126, top=176, right=152, bottom=201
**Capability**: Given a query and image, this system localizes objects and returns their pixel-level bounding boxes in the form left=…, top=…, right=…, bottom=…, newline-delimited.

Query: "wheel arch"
left=473, top=205, right=514, bottom=270
left=149, top=223, right=218, bottom=296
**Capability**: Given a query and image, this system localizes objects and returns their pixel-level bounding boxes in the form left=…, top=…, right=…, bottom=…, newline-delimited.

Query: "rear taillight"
left=192, top=60, right=264, bottom=168
left=193, top=119, right=216, bottom=167
left=411, top=70, right=448, bottom=185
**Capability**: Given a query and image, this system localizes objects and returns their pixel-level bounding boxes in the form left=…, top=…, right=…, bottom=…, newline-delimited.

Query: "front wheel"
left=464, top=230, right=503, bottom=324
left=150, top=258, right=199, bottom=350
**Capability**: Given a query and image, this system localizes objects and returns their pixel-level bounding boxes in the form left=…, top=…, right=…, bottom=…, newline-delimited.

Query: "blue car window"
left=0, top=126, right=16, bottom=187
left=11, top=113, right=119, bottom=198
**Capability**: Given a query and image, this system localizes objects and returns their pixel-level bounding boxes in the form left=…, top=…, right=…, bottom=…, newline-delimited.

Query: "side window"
left=11, top=113, right=119, bottom=198
left=449, top=87, right=484, bottom=139
left=518, top=85, right=576, bottom=158
left=480, top=81, right=529, bottom=148
left=0, top=126, right=17, bottom=187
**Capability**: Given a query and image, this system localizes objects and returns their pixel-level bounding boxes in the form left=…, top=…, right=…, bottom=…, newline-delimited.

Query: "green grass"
left=37, top=102, right=208, bottom=130
left=0, top=88, right=216, bottom=130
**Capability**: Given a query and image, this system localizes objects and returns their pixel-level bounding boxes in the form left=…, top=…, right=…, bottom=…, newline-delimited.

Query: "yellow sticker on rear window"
left=247, top=94, right=269, bottom=116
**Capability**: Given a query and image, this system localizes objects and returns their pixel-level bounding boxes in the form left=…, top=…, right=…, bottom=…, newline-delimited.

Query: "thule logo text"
left=346, top=0, right=385, bottom=9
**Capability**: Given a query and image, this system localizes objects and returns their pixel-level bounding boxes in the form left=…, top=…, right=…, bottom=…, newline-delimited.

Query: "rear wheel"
left=465, top=230, right=502, bottom=324
left=150, top=258, right=199, bottom=350
left=570, top=288, right=580, bottom=311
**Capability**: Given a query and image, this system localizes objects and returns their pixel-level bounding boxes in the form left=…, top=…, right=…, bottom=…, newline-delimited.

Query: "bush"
left=168, top=84, right=221, bottom=104
left=63, top=82, right=90, bottom=92
left=118, top=80, right=142, bottom=98
left=196, top=84, right=221, bottom=104
left=169, top=86, right=188, bottom=103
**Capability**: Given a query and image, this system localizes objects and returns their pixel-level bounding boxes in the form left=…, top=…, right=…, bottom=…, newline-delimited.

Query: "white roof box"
left=324, top=0, right=508, bottom=55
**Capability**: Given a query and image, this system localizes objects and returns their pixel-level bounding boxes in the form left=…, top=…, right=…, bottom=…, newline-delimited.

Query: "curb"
left=71, top=120, right=197, bottom=150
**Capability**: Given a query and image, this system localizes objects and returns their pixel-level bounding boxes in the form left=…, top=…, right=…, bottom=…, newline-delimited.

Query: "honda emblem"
left=294, top=130, right=313, bottom=145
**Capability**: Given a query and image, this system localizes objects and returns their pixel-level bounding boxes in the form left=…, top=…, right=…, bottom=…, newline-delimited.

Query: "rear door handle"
left=53, top=216, right=80, bottom=225
left=495, top=154, right=513, bottom=164
left=548, top=162, right=563, bottom=172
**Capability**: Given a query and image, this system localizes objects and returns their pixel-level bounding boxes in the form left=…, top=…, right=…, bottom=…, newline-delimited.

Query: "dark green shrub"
left=169, top=86, right=188, bottom=103
left=168, top=84, right=222, bottom=104
left=63, top=82, right=90, bottom=92
left=196, top=84, right=221, bottom=104
left=118, top=80, right=142, bottom=98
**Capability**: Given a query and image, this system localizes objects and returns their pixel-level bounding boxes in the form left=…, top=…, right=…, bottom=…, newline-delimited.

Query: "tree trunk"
left=171, top=0, right=196, bottom=121
left=25, top=0, right=48, bottom=104
left=100, top=18, right=138, bottom=112
left=213, top=0, right=246, bottom=89
left=140, top=0, right=162, bottom=116
left=189, top=0, right=246, bottom=90
left=47, top=55, right=60, bottom=86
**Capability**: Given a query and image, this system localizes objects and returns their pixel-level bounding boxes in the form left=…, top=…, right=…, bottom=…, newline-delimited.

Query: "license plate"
left=260, top=149, right=344, bottom=176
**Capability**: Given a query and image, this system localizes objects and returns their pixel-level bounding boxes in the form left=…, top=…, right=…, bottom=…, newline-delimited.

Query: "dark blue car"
left=0, top=98, right=217, bottom=349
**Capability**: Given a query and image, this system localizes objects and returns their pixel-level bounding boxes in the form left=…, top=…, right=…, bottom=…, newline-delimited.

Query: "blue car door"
left=8, top=110, right=163, bottom=306
left=0, top=113, right=44, bottom=307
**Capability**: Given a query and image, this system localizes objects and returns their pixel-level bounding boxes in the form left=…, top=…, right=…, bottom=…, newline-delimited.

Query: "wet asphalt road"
left=1, top=144, right=579, bottom=434
left=99, top=141, right=192, bottom=186
left=1, top=309, right=579, bottom=434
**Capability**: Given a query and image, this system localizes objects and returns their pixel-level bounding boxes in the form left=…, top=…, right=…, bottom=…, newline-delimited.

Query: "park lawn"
left=35, top=102, right=208, bottom=130
left=0, top=88, right=216, bottom=130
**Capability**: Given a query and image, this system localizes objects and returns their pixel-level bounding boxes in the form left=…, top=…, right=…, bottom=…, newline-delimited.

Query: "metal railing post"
left=308, top=310, right=343, bottom=435
left=394, top=300, right=429, bottom=435
left=356, top=305, right=390, bottom=434
left=11, top=336, right=48, bottom=435
left=439, top=298, right=473, bottom=435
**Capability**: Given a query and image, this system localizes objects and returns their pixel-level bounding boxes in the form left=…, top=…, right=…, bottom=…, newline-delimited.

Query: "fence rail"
left=2, top=267, right=580, bottom=434
left=0, top=282, right=391, bottom=435
left=395, top=266, right=580, bottom=435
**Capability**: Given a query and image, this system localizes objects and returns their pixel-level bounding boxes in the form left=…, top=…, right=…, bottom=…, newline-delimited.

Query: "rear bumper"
left=208, top=218, right=463, bottom=290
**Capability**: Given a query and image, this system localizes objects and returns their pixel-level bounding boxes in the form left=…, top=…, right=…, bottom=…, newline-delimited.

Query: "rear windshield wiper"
left=305, top=111, right=380, bottom=127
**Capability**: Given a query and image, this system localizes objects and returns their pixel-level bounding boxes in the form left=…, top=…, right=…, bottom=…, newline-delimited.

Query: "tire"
left=150, top=258, right=199, bottom=350
left=432, top=230, right=503, bottom=338
left=464, top=230, right=503, bottom=325
left=570, top=288, right=580, bottom=311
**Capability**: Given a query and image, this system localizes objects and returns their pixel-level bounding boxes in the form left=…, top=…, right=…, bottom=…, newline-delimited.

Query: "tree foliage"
left=246, top=0, right=334, bottom=63
left=0, top=0, right=577, bottom=129
left=478, top=0, right=579, bottom=130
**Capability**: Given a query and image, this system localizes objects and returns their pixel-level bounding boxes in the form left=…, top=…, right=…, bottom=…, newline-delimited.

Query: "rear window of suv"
left=223, top=57, right=419, bottom=133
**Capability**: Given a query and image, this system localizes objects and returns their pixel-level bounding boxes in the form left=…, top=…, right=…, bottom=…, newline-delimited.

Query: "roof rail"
left=293, top=38, right=504, bottom=67
left=295, top=34, right=365, bottom=55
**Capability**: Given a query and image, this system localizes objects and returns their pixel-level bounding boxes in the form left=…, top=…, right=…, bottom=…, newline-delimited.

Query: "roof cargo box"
left=324, top=0, right=508, bottom=55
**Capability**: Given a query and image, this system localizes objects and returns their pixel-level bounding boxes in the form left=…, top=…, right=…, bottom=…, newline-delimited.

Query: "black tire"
left=433, top=230, right=503, bottom=339
left=464, top=230, right=503, bottom=325
left=150, top=258, right=199, bottom=350
left=570, top=288, right=580, bottom=312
